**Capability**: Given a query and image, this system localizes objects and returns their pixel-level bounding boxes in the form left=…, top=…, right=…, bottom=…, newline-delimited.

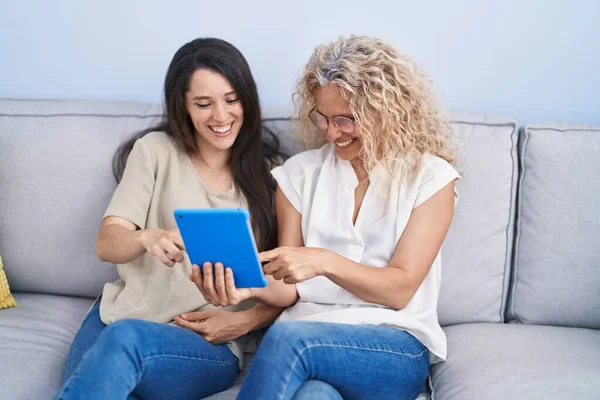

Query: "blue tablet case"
left=174, top=208, right=267, bottom=288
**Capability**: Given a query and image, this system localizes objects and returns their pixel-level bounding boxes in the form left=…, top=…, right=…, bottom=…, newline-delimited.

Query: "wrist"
left=320, top=249, right=339, bottom=277
left=137, top=229, right=148, bottom=248
left=248, top=287, right=264, bottom=303
left=235, top=308, right=256, bottom=334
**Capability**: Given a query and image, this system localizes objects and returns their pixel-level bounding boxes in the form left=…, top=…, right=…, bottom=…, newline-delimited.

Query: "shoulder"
left=270, top=144, right=333, bottom=212
left=133, top=131, right=181, bottom=162
left=418, top=153, right=459, bottom=182
left=137, top=131, right=178, bottom=152
left=410, top=153, right=460, bottom=208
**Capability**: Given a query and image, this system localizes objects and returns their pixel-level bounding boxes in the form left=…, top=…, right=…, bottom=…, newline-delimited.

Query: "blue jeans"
left=53, top=304, right=239, bottom=400
left=238, top=321, right=430, bottom=400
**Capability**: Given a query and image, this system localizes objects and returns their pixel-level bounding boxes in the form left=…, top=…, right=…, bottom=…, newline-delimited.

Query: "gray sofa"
left=1, top=98, right=598, bottom=400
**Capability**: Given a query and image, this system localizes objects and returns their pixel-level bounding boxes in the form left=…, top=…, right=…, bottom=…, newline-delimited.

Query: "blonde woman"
left=192, top=35, right=460, bottom=400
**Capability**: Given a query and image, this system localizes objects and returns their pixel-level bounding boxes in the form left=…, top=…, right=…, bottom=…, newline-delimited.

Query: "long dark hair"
left=113, top=38, right=285, bottom=251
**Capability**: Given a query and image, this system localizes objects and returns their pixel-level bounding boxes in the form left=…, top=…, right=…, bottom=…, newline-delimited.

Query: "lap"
left=99, top=317, right=232, bottom=359
left=264, top=320, right=428, bottom=356
left=63, top=305, right=239, bottom=400
left=255, top=321, right=429, bottom=400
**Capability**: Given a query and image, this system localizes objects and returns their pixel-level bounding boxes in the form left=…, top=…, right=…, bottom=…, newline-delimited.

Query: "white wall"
left=1, top=0, right=598, bottom=124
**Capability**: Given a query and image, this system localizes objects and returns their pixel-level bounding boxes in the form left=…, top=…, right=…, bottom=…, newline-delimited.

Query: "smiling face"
left=184, top=68, right=244, bottom=152
left=313, top=84, right=362, bottom=162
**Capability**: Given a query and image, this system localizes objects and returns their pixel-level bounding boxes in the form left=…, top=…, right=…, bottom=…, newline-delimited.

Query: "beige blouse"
left=100, top=131, right=254, bottom=367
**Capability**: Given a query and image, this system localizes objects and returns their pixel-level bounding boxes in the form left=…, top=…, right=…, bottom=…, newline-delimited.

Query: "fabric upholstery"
left=431, top=323, right=600, bottom=400
left=509, top=124, right=600, bottom=329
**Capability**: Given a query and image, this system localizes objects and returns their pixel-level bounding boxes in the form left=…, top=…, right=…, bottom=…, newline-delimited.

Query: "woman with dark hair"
left=53, top=38, right=286, bottom=400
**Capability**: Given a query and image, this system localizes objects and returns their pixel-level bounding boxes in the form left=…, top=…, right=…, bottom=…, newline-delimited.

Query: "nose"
left=212, top=102, right=228, bottom=123
left=325, top=123, right=342, bottom=143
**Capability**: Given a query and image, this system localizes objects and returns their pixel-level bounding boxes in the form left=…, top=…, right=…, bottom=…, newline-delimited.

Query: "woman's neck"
left=194, top=146, right=230, bottom=174
left=351, top=158, right=369, bottom=182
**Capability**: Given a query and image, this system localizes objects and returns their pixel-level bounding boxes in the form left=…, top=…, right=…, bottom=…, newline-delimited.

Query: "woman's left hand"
left=259, top=247, right=334, bottom=284
left=190, top=262, right=254, bottom=307
left=174, top=309, right=248, bottom=344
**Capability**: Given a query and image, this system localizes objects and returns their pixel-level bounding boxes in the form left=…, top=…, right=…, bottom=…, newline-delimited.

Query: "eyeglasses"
left=308, top=107, right=356, bottom=134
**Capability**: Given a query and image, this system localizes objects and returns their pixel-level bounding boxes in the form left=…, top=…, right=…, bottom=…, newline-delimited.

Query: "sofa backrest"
left=507, top=124, right=600, bottom=329
left=0, top=99, right=519, bottom=321
left=3, top=99, right=597, bottom=331
left=438, top=113, right=519, bottom=326
left=0, top=98, right=162, bottom=297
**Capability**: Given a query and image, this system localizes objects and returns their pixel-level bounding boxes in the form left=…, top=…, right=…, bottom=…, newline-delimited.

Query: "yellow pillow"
left=0, top=255, right=17, bottom=309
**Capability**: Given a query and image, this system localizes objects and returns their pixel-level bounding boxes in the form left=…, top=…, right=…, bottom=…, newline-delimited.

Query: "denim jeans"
left=53, top=304, right=238, bottom=400
left=238, top=321, right=430, bottom=400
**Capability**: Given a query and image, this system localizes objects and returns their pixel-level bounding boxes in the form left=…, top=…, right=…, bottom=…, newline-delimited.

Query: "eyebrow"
left=193, top=91, right=237, bottom=101
left=315, top=108, right=354, bottom=119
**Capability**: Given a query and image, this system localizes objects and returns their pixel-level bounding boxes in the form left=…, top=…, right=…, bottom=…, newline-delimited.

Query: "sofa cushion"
left=0, top=292, right=94, bottom=400
left=0, top=98, right=162, bottom=297
left=263, top=113, right=518, bottom=326
left=509, top=124, right=600, bottom=329
left=438, top=113, right=518, bottom=325
left=431, top=323, right=600, bottom=400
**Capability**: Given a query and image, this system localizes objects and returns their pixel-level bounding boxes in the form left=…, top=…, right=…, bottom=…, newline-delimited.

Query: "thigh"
left=255, top=321, right=430, bottom=400
left=108, top=320, right=239, bottom=400
left=63, top=303, right=106, bottom=382
left=293, top=380, right=343, bottom=400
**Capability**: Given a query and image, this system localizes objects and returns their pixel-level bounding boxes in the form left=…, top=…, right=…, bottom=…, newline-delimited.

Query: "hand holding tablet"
left=174, top=208, right=268, bottom=289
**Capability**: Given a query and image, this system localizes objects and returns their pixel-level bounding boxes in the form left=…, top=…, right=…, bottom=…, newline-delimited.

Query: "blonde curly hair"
left=294, top=35, right=456, bottom=195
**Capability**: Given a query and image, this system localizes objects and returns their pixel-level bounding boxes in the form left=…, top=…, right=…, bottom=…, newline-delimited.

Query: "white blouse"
left=271, top=143, right=460, bottom=363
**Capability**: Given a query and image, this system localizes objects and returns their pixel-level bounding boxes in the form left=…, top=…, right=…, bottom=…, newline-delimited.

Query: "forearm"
left=236, top=303, right=285, bottom=333
left=96, top=224, right=146, bottom=264
left=324, top=253, right=414, bottom=310
left=251, top=276, right=298, bottom=307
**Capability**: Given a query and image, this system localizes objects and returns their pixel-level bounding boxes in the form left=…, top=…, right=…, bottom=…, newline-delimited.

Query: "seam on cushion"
left=0, top=113, right=289, bottom=121
left=510, top=125, right=530, bottom=323
left=526, top=127, right=600, bottom=133
left=263, top=117, right=294, bottom=122
left=0, top=113, right=163, bottom=118
left=262, top=118, right=519, bottom=127
left=504, top=126, right=524, bottom=323
left=0, top=97, right=109, bottom=102
left=498, top=121, right=518, bottom=323
left=452, top=121, right=516, bottom=128
left=427, top=372, right=435, bottom=400
left=1, top=97, right=60, bottom=101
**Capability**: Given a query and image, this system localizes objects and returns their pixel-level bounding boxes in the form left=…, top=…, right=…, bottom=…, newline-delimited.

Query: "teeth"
left=210, top=124, right=232, bottom=133
left=335, top=139, right=354, bottom=148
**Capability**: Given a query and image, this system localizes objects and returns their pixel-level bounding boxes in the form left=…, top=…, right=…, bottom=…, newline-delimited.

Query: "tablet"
left=174, top=208, right=267, bottom=288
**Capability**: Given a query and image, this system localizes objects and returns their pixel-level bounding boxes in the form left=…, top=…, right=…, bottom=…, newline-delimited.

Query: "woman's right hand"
left=190, top=262, right=254, bottom=307
left=139, top=228, right=185, bottom=267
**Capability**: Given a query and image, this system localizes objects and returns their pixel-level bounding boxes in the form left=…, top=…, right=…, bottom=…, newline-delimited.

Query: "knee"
left=293, top=380, right=343, bottom=400
left=95, top=319, right=147, bottom=354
